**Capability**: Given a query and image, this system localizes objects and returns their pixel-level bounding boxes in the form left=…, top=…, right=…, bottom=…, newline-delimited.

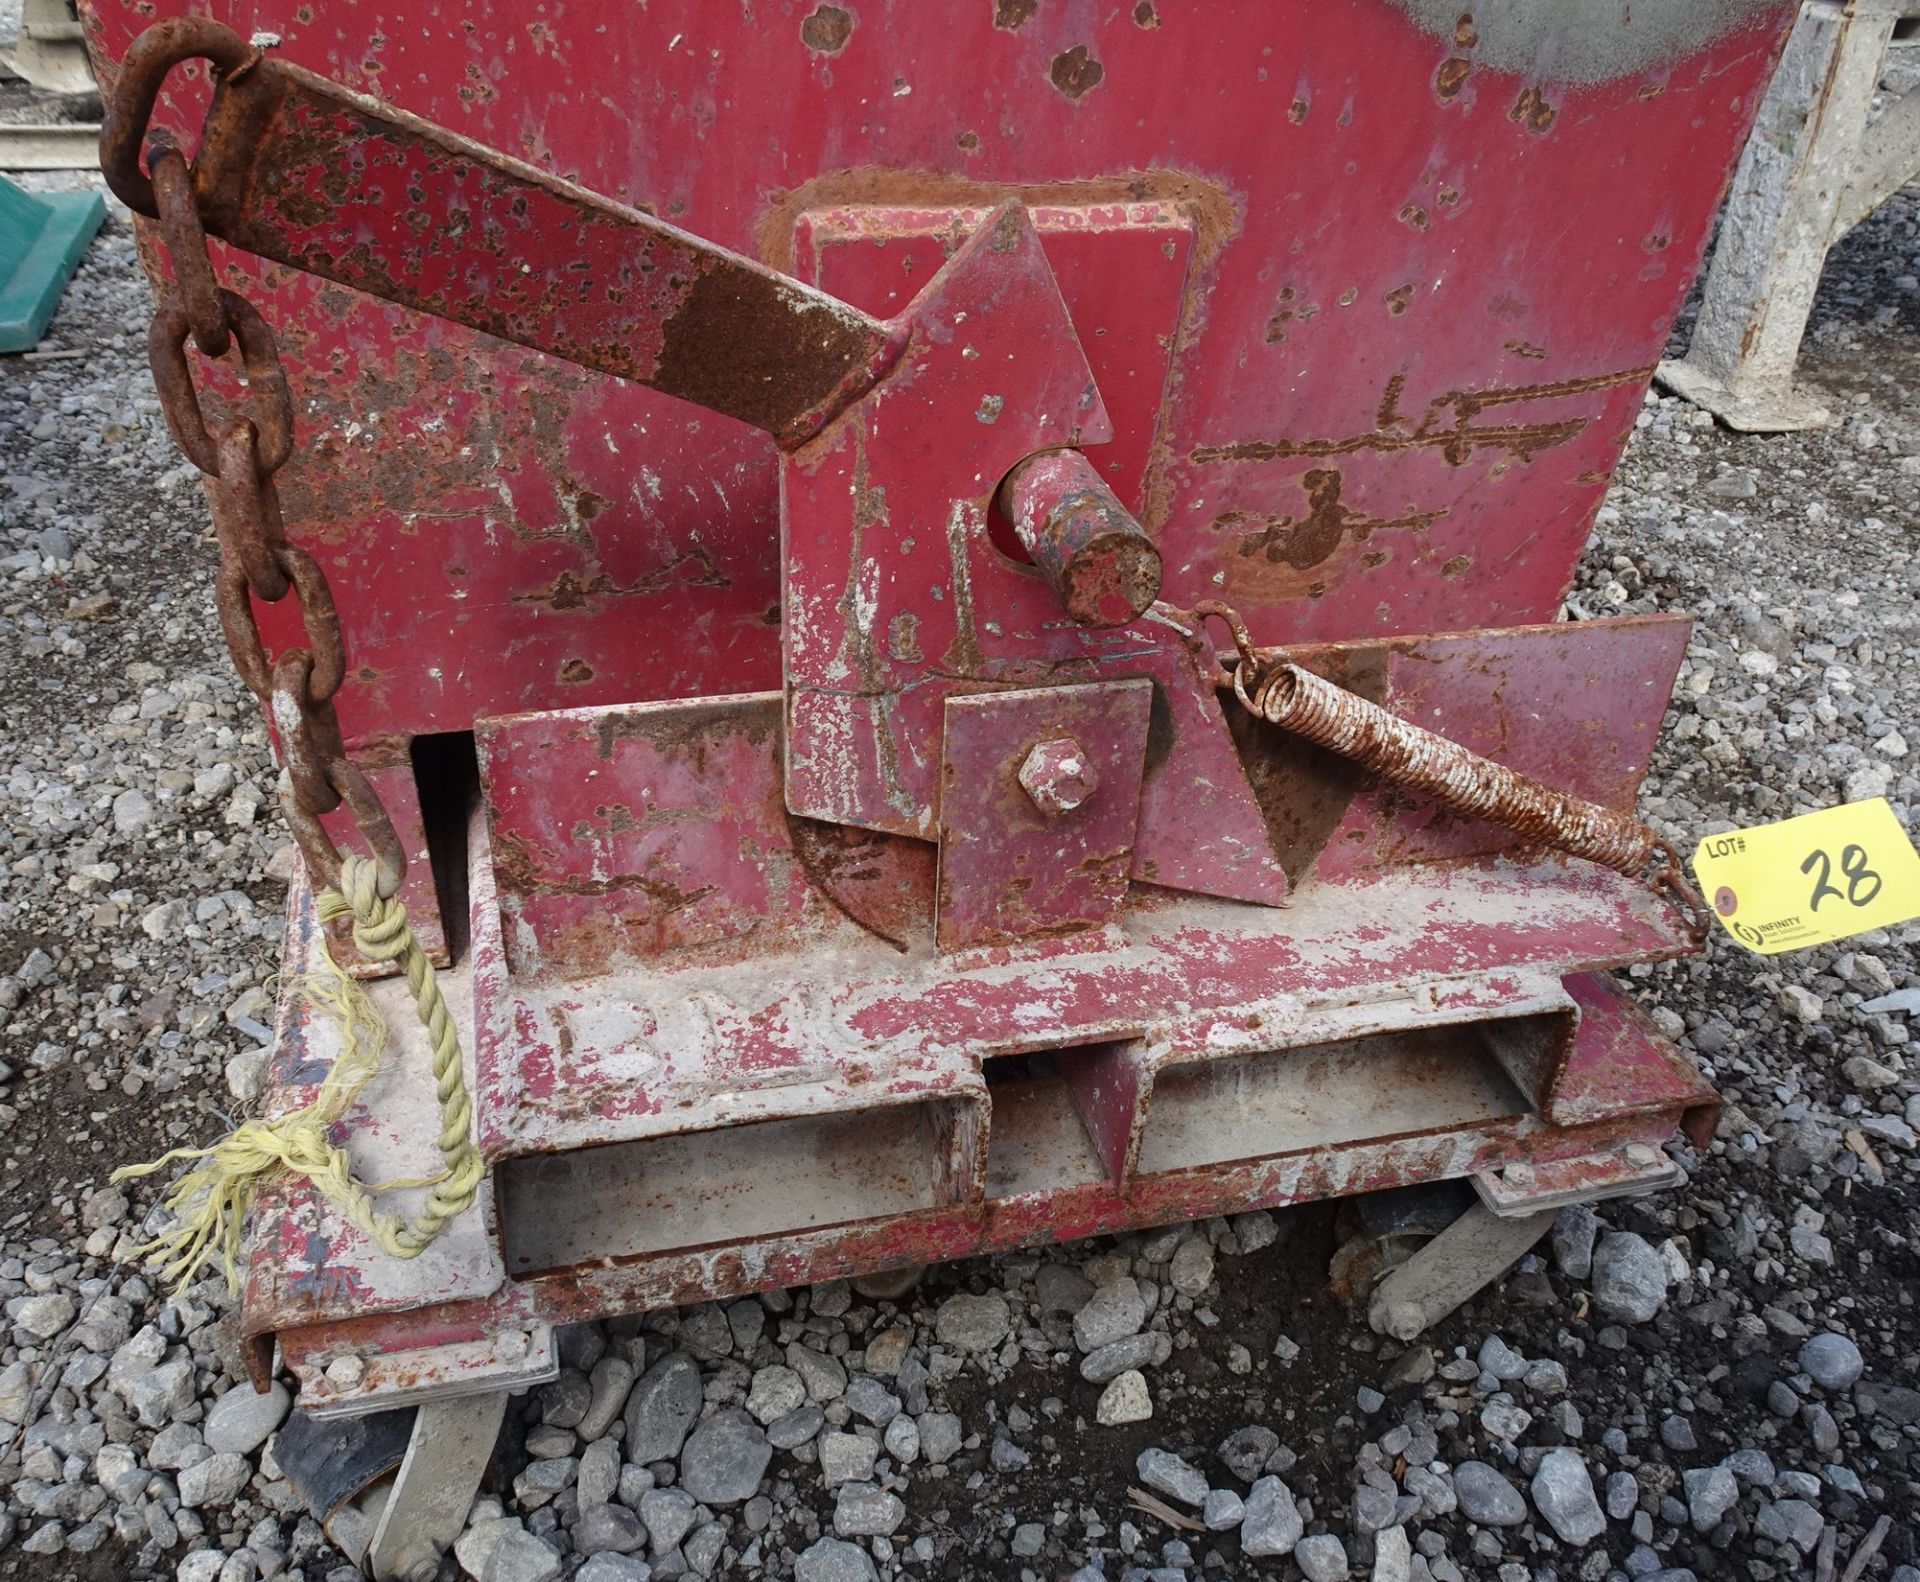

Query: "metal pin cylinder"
left=998, top=449, right=1163, bottom=627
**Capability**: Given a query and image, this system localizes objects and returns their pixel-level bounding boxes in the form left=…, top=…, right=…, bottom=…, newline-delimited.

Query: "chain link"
left=149, top=289, right=294, bottom=478
left=141, top=133, right=403, bottom=902
left=149, top=141, right=230, bottom=358
left=106, top=15, right=485, bottom=1283
left=269, top=650, right=345, bottom=817
left=216, top=546, right=344, bottom=702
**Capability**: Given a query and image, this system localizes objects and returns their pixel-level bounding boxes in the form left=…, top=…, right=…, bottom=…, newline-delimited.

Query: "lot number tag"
left=1693, top=798, right=1920, bottom=955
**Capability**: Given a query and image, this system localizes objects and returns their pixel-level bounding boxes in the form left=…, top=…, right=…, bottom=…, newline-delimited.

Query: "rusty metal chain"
left=139, top=123, right=403, bottom=900
left=1186, top=601, right=1714, bottom=944
left=104, top=21, right=487, bottom=1281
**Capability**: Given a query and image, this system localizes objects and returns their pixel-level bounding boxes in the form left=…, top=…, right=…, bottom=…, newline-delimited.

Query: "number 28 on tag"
left=1692, top=798, right=1920, bottom=955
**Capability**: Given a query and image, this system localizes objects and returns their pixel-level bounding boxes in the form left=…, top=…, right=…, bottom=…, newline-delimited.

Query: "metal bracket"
left=367, top=1393, right=510, bottom=1582
left=277, top=1394, right=509, bottom=1581
left=1472, top=1141, right=1681, bottom=1219
left=936, top=680, right=1152, bottom=951
left=299, top=1324, right=556, bottom=1420
left=780, top=200, right=1288, bottom=909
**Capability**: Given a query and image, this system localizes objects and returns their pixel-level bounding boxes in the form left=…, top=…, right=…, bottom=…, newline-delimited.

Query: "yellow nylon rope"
left=113, top=854, right=484, bottom=1293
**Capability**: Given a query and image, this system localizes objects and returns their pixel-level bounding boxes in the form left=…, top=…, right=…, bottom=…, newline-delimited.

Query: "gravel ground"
left=1, top=162, right=1918, bottom=1582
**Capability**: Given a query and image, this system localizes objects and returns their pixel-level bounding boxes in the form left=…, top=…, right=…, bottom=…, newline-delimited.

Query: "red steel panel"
left=82, top=0, right=1792, bottom=751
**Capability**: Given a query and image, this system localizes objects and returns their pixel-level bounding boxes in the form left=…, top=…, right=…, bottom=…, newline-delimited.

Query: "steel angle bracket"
left=294, top=1324, right=557, bottom=1422
left=1472, top=1144, right=1682, bottom=1219
left=780, top=200, right=1288, bottom=910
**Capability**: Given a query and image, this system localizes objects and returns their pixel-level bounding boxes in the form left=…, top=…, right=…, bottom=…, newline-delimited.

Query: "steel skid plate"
left=239, top=616, right=1718, bottom=1414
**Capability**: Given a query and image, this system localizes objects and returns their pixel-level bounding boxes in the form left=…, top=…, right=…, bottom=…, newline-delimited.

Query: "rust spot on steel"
left=343, top=732, right=415, bottom=773
left=489, top=827, right=719, bottom=909
left=998, top=449, right=1163, bottom=626
left=1398, top=203, right=1430, bottom=230
left=558, top=659, right=595, bottom=684
left=1384, top=283, right=1415, bottom=316
left=1049, top=44, right=1105, bottom=100
left=1264, top=284, right=1320, bottom=344
left=1287, top=98, right=1309, bottom=124
left=1454, top=13, right=1479, bottom=48
left=1510, top=85, right=1558, bottom=133
left=277, top=329, right=592, bottom=548
left=509, top=548, right=732, bottom=612
left=885, top=612, right=924, bottom=663
left=588, top=697, right=782, bottom=767
left=1192, top=366, right=1656, bottom=468
left=1504, top=339, right=1548, bottom=360
left=1434, top=57, right=1472, bottom=97
left=1133, top=1, right=1160, bottom=26
left=799, top=4, right=856, bottom=53
left=993, top=0, right=1039, bottom=28
left=1223, top=466, right=1444, bottom=575
left=650, top=256, right=889, bottom=446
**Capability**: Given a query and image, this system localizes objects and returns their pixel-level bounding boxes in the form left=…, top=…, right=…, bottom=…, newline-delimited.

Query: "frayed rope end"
left=112, top=875, right=396, bottom=1296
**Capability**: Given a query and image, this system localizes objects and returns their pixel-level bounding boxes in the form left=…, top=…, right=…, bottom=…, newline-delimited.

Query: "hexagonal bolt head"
left=1018, top=737, right=1099, bottom=817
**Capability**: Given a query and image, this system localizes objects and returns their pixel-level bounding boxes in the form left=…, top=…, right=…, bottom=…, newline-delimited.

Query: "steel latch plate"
left=297, top=1323, right=557, bottom=1420
left=1472, top=1144, right=1680, bottom=1219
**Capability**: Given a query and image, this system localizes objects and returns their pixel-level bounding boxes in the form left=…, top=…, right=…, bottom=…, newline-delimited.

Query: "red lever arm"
left=102, top=18, right=904, bottom=447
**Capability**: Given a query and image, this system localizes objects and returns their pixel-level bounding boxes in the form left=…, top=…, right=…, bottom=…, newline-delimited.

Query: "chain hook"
left=1185, top=597, right=1266, bottom=679
left=99, top=17, right=261, bottom=217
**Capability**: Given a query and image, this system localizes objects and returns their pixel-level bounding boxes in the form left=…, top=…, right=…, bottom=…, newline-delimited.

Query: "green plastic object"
left=0, top=176, right=105, bottom=354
